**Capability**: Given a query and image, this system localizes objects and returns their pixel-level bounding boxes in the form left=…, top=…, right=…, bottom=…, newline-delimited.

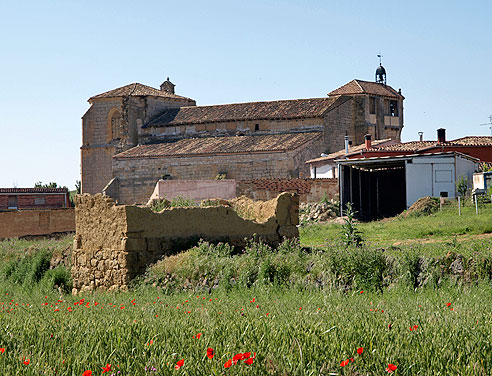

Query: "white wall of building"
left=405, top=154, right=476, bottom=208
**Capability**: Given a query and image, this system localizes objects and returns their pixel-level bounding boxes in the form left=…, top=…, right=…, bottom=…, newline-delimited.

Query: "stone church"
left=81, top=66, right=404, bottom=204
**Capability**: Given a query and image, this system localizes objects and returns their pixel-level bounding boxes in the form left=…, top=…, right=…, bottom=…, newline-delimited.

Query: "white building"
left=337, top=151, right=477, bottom=220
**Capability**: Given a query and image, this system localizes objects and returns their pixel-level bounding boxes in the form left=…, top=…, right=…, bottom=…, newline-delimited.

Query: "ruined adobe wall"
left=72, top=192, right=299, bottom=293
left=0, top=209, right=75, bottom=239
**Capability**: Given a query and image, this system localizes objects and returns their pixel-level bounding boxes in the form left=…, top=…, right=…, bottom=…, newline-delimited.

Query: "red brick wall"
left=0, top=193, right=69, bottom=210
left=237, top=178, right=338, bottom=203
left=0, top=209, right=75, bottom=239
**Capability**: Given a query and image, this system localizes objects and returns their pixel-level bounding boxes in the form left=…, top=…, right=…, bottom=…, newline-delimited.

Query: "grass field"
left=1, top=203, right=492, bottom=375
left=300, top=202, right=492, bottom=249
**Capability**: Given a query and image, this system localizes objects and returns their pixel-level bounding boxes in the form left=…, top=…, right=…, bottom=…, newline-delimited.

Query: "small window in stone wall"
left=110, top=111, right=122, bottom=140
left=389, top=100, right=398, bottom=116
left=35, top=197, right=46, bottom=205
left=255, top=124, right=260, bottom=131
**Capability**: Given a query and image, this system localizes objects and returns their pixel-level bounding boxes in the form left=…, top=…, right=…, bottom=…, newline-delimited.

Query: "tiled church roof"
left=145, top=97, right=339, bottom=127
left=328, top=79, right=402, bottom=99
left=89, top=83, right=195, bottom=103
left=114, top=132, right=322, bottom=158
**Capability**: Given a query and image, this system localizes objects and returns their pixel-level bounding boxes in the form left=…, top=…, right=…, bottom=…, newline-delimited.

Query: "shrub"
left=340, top=202, right=363, bottom=247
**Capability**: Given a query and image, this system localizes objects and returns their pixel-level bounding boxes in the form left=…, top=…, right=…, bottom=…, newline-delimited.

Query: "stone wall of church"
left=322, top=97, right=355, bottom=153
left=82, top=96, right=195, bottom=195
left=139, top=117, right=324, bottom=144
left=112, top=136, right=323, bottom=204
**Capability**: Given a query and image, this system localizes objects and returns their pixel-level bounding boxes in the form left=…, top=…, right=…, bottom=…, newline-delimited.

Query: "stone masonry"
left=72, top=192, right=299, bottom=293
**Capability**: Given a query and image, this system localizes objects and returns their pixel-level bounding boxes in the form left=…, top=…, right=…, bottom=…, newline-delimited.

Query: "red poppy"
left=102, top=363, right=111, bottom=373
left=83, top=371, right=92, bottom=376
left=357, top=347, right=364, bottom=355
left=23, top=359, right=30, bottom=365
left=244, top=357, right=254, bottom=365
left=413, top=325, right=418, bottom=330
left=340, top=359, right=349, bottom=367
left=206, top=348, right=214, bottom=359
left=0, top=348, right=4, bottom=353
left=243, top=352, right=251, bottom=359
left=360, top=290, right=364, bottom=294
left=196, top=333, right=202, bottom=339
left=446, top=302, right=452, bottom=307
left=386, top=363, right=397, bottom=372
left=233, top=353, right=245, bottom=364
left=175, top=359, right=184, bottom=370
left=224, top=359, right=232, bottom=368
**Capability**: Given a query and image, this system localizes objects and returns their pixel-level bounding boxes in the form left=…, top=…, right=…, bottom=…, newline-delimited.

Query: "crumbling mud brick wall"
left=72, top=192, right=299, bottom=293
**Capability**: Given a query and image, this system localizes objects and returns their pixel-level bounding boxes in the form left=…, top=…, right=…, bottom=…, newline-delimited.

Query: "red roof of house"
left=306, top=138, right=395, bottom=163
left=368, top=136, right=492, bottom=153
left=0, top=188, right=68, bottom=194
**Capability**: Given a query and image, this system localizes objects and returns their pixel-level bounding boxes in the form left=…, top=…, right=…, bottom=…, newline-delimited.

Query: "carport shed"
left=337, top=152, right=478, bottom=220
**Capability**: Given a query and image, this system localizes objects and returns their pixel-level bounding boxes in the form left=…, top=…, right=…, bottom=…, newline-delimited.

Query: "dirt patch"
left=400, top=197, right=440, bottom=218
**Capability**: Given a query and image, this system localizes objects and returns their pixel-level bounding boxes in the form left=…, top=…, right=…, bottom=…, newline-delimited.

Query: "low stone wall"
left=0, top=209, right=75, bottom=239
left=237, top=178, right=338, bottom=203
left=72, top=192, right=299, bottom=293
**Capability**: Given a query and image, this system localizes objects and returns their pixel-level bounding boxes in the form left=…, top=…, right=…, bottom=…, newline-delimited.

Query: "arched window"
left=107, top=109, right=122, bottom=141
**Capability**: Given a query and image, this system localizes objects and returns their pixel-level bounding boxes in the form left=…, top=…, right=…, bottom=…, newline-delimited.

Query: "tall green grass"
left=1, top=286, right=492, bottom=375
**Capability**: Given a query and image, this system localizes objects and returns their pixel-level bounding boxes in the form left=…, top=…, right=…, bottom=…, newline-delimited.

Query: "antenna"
left=480, top=115, right=492, bottom=136
left=377, top=53, right=383, bottom=65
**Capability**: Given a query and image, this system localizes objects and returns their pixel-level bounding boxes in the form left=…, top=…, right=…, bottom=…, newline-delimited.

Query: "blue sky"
left=1, top=0, right=491, bottom=189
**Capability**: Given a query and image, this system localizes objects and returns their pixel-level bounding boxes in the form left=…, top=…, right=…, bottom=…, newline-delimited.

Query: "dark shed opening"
left=340, top=161, right=406, bottom=221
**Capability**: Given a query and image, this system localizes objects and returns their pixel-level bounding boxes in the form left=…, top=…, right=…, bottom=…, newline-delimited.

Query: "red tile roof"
left=450, top=136, right=492, bottom=146
left=251, top=179, right=313, bottom=194
left=370, top=136, right=492, bottom=153
left=145, top=97, right=339, bottom=127
left=306, top=138, right=395, bottom=163
left=328, top=79, right=403, bottom=99
left=0, top=188, right=68, bottom=194
left=114, top=132, right=322, bottom=159
left=89, top=83, right=195, bottom=103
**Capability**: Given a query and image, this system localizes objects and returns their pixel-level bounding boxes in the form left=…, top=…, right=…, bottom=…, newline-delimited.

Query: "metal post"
left=458, top=196, right=461, bottom=216
left=475, top=195, right=478, bottom=215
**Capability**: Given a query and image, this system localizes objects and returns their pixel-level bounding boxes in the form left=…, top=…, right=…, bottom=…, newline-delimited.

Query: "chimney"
left=364, top=134, right=372, bottom=150
left=160, top=77, right=175, bottom=94
left=344, top=135, right=349, bottom=155
left=418, top=131, right=423, bottom=142
left=437, top=128, right=446, bottom=143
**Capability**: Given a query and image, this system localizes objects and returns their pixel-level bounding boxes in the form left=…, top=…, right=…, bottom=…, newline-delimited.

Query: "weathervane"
left=480, top=115, right=492, bottom=136
left=375, top=53, right=386, bottom=85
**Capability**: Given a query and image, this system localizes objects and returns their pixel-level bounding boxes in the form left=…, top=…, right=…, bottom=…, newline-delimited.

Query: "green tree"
left=456, top=175, right=468, bottom=206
